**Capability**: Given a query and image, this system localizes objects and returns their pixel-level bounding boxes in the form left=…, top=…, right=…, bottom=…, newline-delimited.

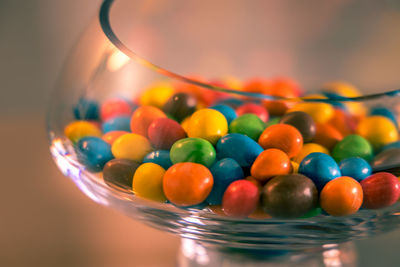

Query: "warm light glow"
left=107, top=49, right=130, bottom=72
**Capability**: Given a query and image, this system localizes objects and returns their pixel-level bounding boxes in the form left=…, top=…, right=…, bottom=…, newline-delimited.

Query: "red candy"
left=222, top=180, right=260, bottom=218
left=360, top=172, right=400, bottom=209
left=236, top=103, right=269, bottom=123
left=148, top=118, right=187, bottom=149
left=130, top=106, right=167, bottom=137
left=100, top=98, right=132, bottom=121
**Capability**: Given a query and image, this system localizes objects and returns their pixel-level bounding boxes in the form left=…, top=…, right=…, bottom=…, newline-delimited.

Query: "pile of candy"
left=64, top=78, right=400, bottom=219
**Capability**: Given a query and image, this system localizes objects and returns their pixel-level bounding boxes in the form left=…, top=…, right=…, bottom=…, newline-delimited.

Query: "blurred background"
left=1, top=0, right=400, bottom=266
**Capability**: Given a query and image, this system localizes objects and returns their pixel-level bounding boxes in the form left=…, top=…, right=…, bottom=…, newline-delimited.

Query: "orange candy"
left=320, top=176, right=363, bottom=216
left=130, top=106, right=166, bottom=137
left=328, top=109, right=357, bottom=136
left=163, top=162, right=213, bottom=206
left=313, top=123, right=343, bottom=150
left=250, top=149, right=292, bottom=182
left=102, top=130, right=129, bottom=145
left=258, top=124, right=303, bottom=158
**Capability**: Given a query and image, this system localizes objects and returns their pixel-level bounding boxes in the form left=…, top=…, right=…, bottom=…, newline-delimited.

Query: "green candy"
left=229, top=114, right=266, bottom=140
left=265, top=117, right=281, bottom=128
left=170, top=137, right=216, bottom=167
left=300, top=206, right=322, bottom=219
left=332, top=134, right=373, bottom=162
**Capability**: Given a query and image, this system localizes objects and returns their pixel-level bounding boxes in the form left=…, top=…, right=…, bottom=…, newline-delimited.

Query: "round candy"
left=130, top=106, right=167, bottom=137
left=147, top=118, right=187, bottom=150
left=287, top=101, right=334, bottom=124
left=339, top=157, right=371, bottom=182
left=206, top=158, right=244, bottom=205
left=229, top=114, right=265, bottom=141
left=328, top=109, right=357, bottom=136
left=250, top=149, right=291, bottom=182
left=369, top=106, right=398, bottom=127
left=76, top=137, right=114, bottom=172
left=279, top=111, right=316, bottom=142
left=170, top=138, right=216, bottom=167
left=360, top=172, right=400, bottom=209
left=331, top=134, right=373, bottom=163
left=313, top=123, right=343, bottom=150
left=236, top=103, right=269, bottom=123
left=292, top=143, right=329, bottom=163
left=298, top=152, right=341, bottom=190
left=163, top=92, right=197, bottom=121
left=139, top=81, right=174, bottom=108
left=320, top=176, right=363, bottom=216
left=357, top=116, right=398, bottom=150
left=187, top=109, right=228, bottom=145
left=261, top=174, right=318, bottom=218
left=111, top=133, right=152, bottom=162
left=103, top=159, right=140, bottom=189
left=102, top=116, right=131, bottom=133
left=143, top=150, right=173, bottom=170
left=132, top=163, right=167, bottom=202
left=258, top=124, right=303, bottom=158
left=73, top=98, right=99, bottom=120
left=163, top=162, right=213, bottom=206
left=210, top=104, right=237, bottom=124
left=102, top=130, right=129, bottom=145
left=222, top=180, right=260, bottom=218
left=64, top=121, right=102, bottom=143
left=100, top=98, right=132, bottom=121
left=216, top=133, right=263, bottom=167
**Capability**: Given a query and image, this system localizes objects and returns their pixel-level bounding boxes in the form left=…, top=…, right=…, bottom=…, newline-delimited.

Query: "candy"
left=357, top=116, right=398, bottom=150
left=187, top=109, right=228, bottom=145
left=111, top=133, right=152, bottom=162
left=130, top=106, right=167, bottom=137
left=143, top=150, right=173, bottom=170
left=229, top=114, right=266, bottom=141
left=132, top=163, right=167, bottom=202
left=280, top=111, right=316, bottom=142
left=339, top=157, right=371, bottom=182
left=209, top=104, right=237, bottom=124
left=103, top=159, right=140, bottom=189
left=76, top=137, right=114, bottom=172
left=163, top=162, right=213, bottom=206
left=213, top=98, right=244, bottom=109
left=163, top=92, right=197, bottom=121
left=370, top=106, right=398, bottom=127
left=264, top=117, right=280, bottom=128
left=360, top=172, right=400, bottom=209
left=320, top=176, right=363, bottom=216
left=291, top=161, right=299, bottom=173
left=170, top=137, right=216, bottom=167
left=313, top=123, right=343, bottom=150
left=147, top=118, right=187, bottom=150
left=206, top=158, right=244, bottom=205
left=64, top=120, right=102, bottom=143
left=258, top=124, right=303, bottom=158
left=216, top=133, right=263, bottom=167
left=287, top=101, right=334, bottom=124
left=222, top=180, right=260, bottom=218
left=102, top=130, right=129, bottom=145
left=102, top=116, right=131, bottom=133
left=261, top=174, right=318, bottom=218
left=100, top=98, right=132, bottom=121
left=251, top=149, right=291, bottom=182
left=292, top=143, right=330, bottom=163
left=299, top=152, right=341, bottom=190
left=73, top=98, right=99, bottom=120
left=328, top=109, right=357, bottom=136
left=331, top=134, right=373, bottom=162
left=139, top=81, right=174, bottom=108
left=236, top=103, right=269, bottom=123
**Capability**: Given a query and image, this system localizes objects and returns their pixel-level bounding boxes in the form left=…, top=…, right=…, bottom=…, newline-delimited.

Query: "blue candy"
left=102, top=116, right=131, bottom=133
left=298, top=152, right=341, bottom=191
left=206, top=158, right=244, bottom=205
left=216, top=133, right=263, bottom=167
left=210, top=104, right=237, bottom=124
left=213, top=98, right=245, bottom=109
left=73, top=98, right=99, bottom=120
left=339, top=157, right=371, bottom=182
left=76, top=137, right=114, bottom=172
left=370, top=106, right=398, bottom=127
left=321, top=92, right=348, bottom=111
left=143, top=150, right=173, bottom=169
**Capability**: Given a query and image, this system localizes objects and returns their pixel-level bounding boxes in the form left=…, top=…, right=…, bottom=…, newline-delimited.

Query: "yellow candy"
left=187, top=109, right=228, bottom=145
left=139, top=81, right=174, bottom=108
left=64, top=121, right=102, bottom=143
left=293, top=143, right=330, bottom=163
left=291, top=161, right=299, bottom=173
left=132, top=163, right=167, bottom=202
left=357, top=116, right=398, bottom=150
left=112, top=133, right=152, bottom=162
left=288, top=96, right=334, bottom=124
left=181, top=116, right=191, bottom=133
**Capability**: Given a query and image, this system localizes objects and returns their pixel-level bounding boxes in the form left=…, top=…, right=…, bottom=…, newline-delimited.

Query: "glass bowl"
left=47, top=0, right=400, bottom=265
